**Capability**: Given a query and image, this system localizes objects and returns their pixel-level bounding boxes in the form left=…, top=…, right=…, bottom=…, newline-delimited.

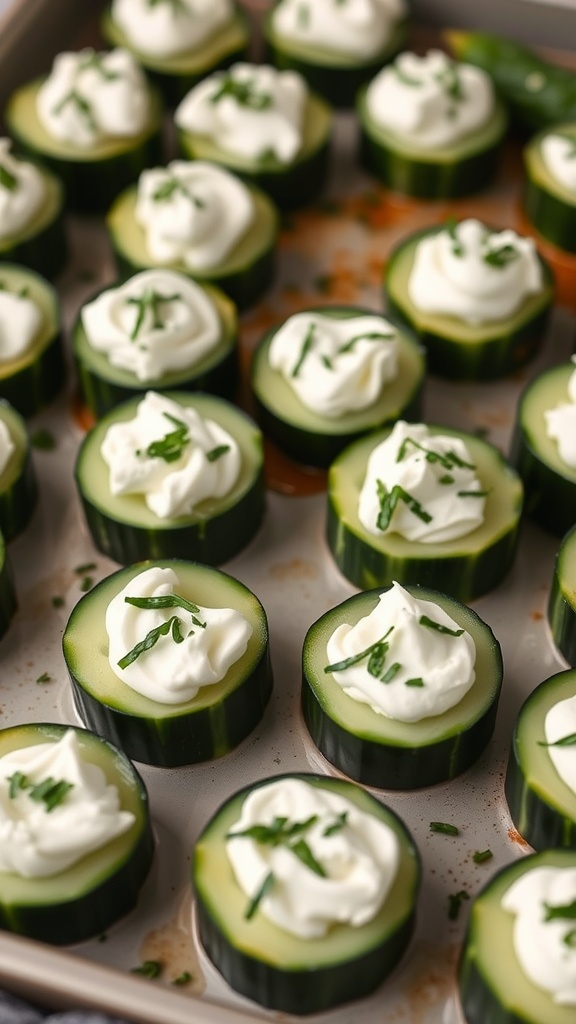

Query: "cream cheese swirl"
left=271, top=0, right=407, bottom=60
left=110, top=0, right=234, bottom=59
left=544, top=358, right=576, bottom=470
left=0, top=139, right=46, bottom=239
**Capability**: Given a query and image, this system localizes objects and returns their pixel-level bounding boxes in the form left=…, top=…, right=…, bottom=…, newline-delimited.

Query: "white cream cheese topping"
left=135, top=160, right=255, bottom=271
left=407, top=218, right=544, bottom=326
left=0, top=730, right=135, bottom=879
left=0, top=420, right=15, bottom=478
left=106, top=565, right=253, bottom=704
left=544, top=357, right=576, bottom=470
left=544, top=694, right=576, bottom=797
left=36, top=48, right=151, bottom=148
left=100, top=390, right=241, bottom=519
left=502, top=865, right=576, bottom=1006
left=0, top=287, right=42, bottom=362
left=111, top=0, right=234, bottom=59
left=325, top=582, right=476, bottom=722
left=0, top=139, right=46, bottom=240
left=541, top=133, right=576, bottom=193
left=81, top=269, right=222, bottom=382
left=271, top=0, right=406, bottom=60
left=174, top=63, right=306, bottom=164
left=364, top=49, right=494, bottom=148
left=268, top=311, right=399, bottom=418
left=358, top=420, right=486, bottom=543
left=226, top=777, right=400, bottom=938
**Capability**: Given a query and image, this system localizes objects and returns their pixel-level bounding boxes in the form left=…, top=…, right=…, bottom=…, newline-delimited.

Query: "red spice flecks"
left=72, top=397, right=96, bottom=433
left=507, top=827, right=530, bottom=848
left=530, top=610, right=544, bottom=622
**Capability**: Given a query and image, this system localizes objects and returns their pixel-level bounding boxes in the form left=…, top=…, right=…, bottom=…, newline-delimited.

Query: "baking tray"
left=0, top=3, right=575, bottom=1022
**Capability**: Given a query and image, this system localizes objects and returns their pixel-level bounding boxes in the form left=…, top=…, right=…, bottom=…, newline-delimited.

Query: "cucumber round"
left=0, top=160, right=67, bottom=281
left=327, top=424, right=524, bottom=602
left=250, top=306, right=425, bottom=469
left=4, top=78, right=164, bottom=214
left=385, top=226, right=554, bottom=381
left=73, top=278, right=239, bottom=419
left=193, top=772, right=420, bottom=1015
left=0, top=400, right=37, bottom=542
left=505, top=669, right=576, bottom=852
left=548, top=525, right=576, bottom=666
left=302, top=585, right=503, bottom=790
left=357, top=86, right=508, bottom=199
left=0, top=531, right=16, bottom=640
left=0, top=263, right=64, bottom=418
left=262, top=8, right=408, bottom=108
left=176, top=86, right=333, bottom=211
left=0, top=721, right=154, bottom=945
left=510, top=361, right=576, bottom=537
left=524, top=124, right=576, bottom=255
left=75, top=391, right=265, bottom=566
left=106, top=177, right=278, bottom=311
left=458, top=848, right=576, bottom=1024
left=101, top=3, right=250, bottom=106
left=63, top=560, right=272, bottom=768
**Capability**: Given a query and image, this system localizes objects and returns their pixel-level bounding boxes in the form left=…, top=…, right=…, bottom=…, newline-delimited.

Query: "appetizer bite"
left=524, top=123, right=576, bottom=256
left=75, top=390, right=265, bottom=566
left=193, top=773, right=420, bottom=1014
left=5, top=48, right=163, bottom=212
left=327, top=420, right=524, bottom=601
left=302, top=582, right=503, bottom=789
left=548, top=525, right=576, bottom=667
left=0, top=138, right=67, bottom=280
left=250, top=306, right=425, bottom=468
left=73, top=268, right=239, bottom=417
left=174, top=62, right=333, bottom=209
left=107, top=159, right=278, bottom=310
left=358, top=49, right=507, bottom=199
left=262, top=0, right=408, bottom=108
left=64, top=561, right=272, bottom=767
left=385, top=218, right=553, bottom=380
left=505, top=669, right=576, bottom=852
left=0, top=400, right=37, bottom=541
left=510, top=357, right=576, bottom=537
left=0, top=722, right=153, bottom=944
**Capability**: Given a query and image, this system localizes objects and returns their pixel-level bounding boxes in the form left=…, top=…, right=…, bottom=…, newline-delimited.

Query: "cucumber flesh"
left=0, top=165, right=67, bottom=281
left=524, top=125, right=576, bottom=254
left=0, top=400, right=37, bottom=542
left=548, top=525, right=576, bottom=666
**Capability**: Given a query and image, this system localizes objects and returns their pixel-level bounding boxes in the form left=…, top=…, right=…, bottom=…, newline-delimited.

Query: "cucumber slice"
left=262, top=9, right=408, bottom=108
left=194, top=772, right=420, bottom=1014
left=0, top=263, right=64, bottom=418
left=0, top=531, right=16, bottom=640
left=385, top=226, right=554, bottom=381
left=357, top=87, right=508, bottom=199
left=250, top=306, right=425, bottom=469
left=0, top=722, right=153, bottom=945
left=302, top=585, right=503, bottom=790
left=106, top=178, right=278, bottom=311
left=510, top=361, right=576, bottom=537
left=73, top=279, right=239, bottom=418
left=0, top=400, right=37, bottom=542
left=64, top=559, right=272, bottom=767
left=548, top=526, right=576, bottom=666
left=4, top=79, right=164, bottom=214
left=176, top=88, right=333, bottom=210
left=524, top=124, right=576, bottom=255
left=101, top=3, right=250, bottom=106
left=458, top=848, right=576, bottom=1024
left=505, top=669, right=576, bottom=852
left=327, top=425, right=524, bottom=602
left=75, top=391, right=265, bottom=566
left=0, top=161, right=67, bottom=281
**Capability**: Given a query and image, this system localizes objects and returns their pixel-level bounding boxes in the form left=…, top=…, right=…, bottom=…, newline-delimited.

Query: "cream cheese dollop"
left=0, top=287, right=42, bottom=362
left=502, top=865, right=576, bottom=1006
left=110, top=0, right=234, bottom=59
left=325, top=582, right=476, bottom=722
left=364, top=49, right=495, bottom=148
left=81, top=269, right=222, bottom=382
left=407, top=218, right=544, bottom=325
left=358, top=420, right=486, bottom=543
left=174, top=63, right=306, bottom=164
left=106, top=565, right=253, bottom=704
left=0, top=730, right=135, bottom=878
left=541, top=133, right=576, bottom=193
left=100, top=390, right=241, bottom=519
left=544, top=694, right=576, bottom=797
left=36, top=48, right=151, bottom=148
left=226, top=777, right=400, bottom=939
left=268, top=311, right=399, bottom=418
left=271, top=0, right=406, bottom=60
left=544, top=357, right=576, bottom=470
left=135, top=160, right=255, bottom=271
left=0, top=139, right=46, bottom=240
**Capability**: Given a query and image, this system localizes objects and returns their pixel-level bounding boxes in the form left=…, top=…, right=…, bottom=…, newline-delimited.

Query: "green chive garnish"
left=419, top=615, right=464, bottom=637
left=430, top=821, right=460, bottom=836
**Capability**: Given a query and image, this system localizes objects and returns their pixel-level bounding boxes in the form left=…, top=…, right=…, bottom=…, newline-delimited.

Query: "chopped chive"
left=29, top=777, right=74, bottom=812
left=381, top=661, right=402, bottom=684
left=445, top=216, right=464, bottom=257
left=118, top=614, right=187, bottom=669
left=396, top=436, right=475, bottom=471
left=36, top=672, right=51, bottom=683
left=483, top=243, right=519, bottom=268
left=394, top=66, right=423, bottom=87
left=206, top=444, right=230, bottom=463
left=438, top=474, right=455, bottom=485
left=291, top=322, right=316, bottom=378
left=419, top=615, right=464, bottom=637
left=336, top=331, right=394, bottom=355
left=0, top=162, right=18, bottom=191
left=291, top=838, right=326, bottom=877
left=80, top=576, right=94, bottom=592
left=324, top=627, right=394, bottom=674
left=376, top=481, right=432, bottom=532
left=124, top=593, right=206, bottom=629
left=563, top=929, right=576, bottom=948
left=323, top=811, right=348, bottom=837
left=30, top=428, right=56, bottom=451
left=245, top=871, right=275, bottom=920
left=430, top=821, right=460, bottom=836
left=211, top=74, right=272, bottom=110
left=457, top=490, right=489, bottom=498
left=543, top=898, right=576, bottom=922
left=405, top=677, right=425, bottom=687
left=473, top=849, right=493, bottom=864
left=7, top=771, right=27, bottom=799
left=52, top=596, right=64, bottom=608
left=74, top=562, right=96, bottom=574
left=538, top=732, right=576, bottom=747
left=171, top=971, right=192, bottom=985
left=131, top=960, right=163, bottom=979
left=448, top=889, right=469, bottom=921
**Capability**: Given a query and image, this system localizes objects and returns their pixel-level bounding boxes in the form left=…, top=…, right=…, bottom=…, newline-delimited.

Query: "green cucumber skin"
left=524, top=176, right=576, bottom=255
left=510, top=429, right=576, bottom=538
left=504, top=752, right=576, bottom=853
left=459, top=955, right=531, bottom=1024
left=0, top=209, right=68, bottom=282
left=548, top=529, right=576, bottom=666
left=0, top=539, right=17, bottom=639
left=0, top=449, right=37, bottom=544
left=0, top=329, right=65, bottom=419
